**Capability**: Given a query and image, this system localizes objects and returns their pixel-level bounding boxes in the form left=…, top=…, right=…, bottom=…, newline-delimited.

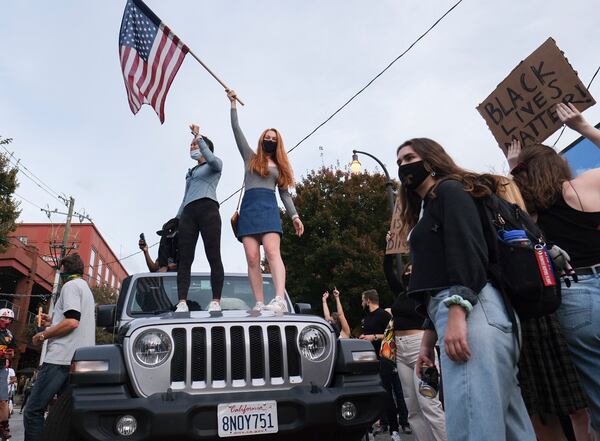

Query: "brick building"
left=0, top=223, right=128, bottom=370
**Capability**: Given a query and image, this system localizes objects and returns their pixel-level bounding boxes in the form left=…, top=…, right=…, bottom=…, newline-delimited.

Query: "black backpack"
left=474, top=193, right=561, bottom=320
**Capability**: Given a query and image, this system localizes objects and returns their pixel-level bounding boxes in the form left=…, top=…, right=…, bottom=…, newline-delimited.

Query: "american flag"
left=119, top=0, right=189, bottom=123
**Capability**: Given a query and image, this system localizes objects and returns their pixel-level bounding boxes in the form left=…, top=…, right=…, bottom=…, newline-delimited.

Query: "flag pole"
left=188, top=49, right=244, bottom=106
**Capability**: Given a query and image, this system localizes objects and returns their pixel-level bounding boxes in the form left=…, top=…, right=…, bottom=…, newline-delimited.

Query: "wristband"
left=443, top=295, right=473, bottom=314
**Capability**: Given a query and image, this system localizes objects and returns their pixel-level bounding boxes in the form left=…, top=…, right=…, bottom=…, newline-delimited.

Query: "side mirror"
left=97, top=304, right=117, bottom=329
left=294, top=303, right=313, bottom=315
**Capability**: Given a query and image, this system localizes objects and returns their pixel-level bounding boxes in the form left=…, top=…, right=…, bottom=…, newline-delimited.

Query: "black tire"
left=42, top=388, right=82, bottom=441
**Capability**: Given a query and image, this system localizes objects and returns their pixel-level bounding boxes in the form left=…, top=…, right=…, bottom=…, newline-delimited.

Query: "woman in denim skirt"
left=227, top=90, right=304, bottom=312
left=396, top=138, right=536, bottom=441
left=509, top=103, right=600, bottom=437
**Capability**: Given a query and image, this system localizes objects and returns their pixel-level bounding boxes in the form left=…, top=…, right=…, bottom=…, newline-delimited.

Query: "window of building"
left=89, top=248, right=97, bottom=280
left=111, top=274, right=116, bottom=288
left=16, top=236, right=28, bottom=245
left=97, top=258, right=104, bottom=283
left=105, top=266, right=111, bottom=284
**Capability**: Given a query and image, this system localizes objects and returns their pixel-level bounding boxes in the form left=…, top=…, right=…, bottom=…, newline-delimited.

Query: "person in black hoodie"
left=396, top=138, right=535, bottom=441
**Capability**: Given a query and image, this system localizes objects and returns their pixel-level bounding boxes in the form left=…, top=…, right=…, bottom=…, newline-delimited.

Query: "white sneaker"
left=252, top=301, right=265, bottom=311
left=175, top=301, right=189, bottom=312
left=264, top=296, right=288, bottom=313
left=391, top=431, right=402, bottom=441
left=207, top=301, right=221, bottom=312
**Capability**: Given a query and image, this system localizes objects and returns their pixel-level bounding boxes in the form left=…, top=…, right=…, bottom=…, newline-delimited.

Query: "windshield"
left=127, top=275, right=279, bottom=314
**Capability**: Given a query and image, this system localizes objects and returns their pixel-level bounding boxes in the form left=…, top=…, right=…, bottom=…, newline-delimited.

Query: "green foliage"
left=0, top=136, right=20, bottom=253
left=280, top=167, right=396, bottom=331
left=92, top=284, right=118, bottom=344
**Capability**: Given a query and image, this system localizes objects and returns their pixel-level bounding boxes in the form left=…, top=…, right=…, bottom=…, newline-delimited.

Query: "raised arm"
left=227, top=90, right=254, bottom=161
left=196, top=138, right=223, bottom=172
left=556, top=102, right=600, bottom=148
left=322, top=291, right=331, bottom=321
left=333, top=288, right=351, bottom=338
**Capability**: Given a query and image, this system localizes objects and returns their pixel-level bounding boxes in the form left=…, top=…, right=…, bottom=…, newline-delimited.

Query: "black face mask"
left=262, top=139, right=277, bottom=154
left=398, top=160, right=430, bottom=190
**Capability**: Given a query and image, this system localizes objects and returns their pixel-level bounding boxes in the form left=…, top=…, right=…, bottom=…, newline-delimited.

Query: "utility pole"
left=39, top=196, right=75, bottom=363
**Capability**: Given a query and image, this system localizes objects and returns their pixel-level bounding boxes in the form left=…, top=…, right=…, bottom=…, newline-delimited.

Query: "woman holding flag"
left=226, top=89, right=304, bottom=312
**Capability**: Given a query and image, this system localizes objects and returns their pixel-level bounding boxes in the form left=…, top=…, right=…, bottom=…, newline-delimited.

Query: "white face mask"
left=190, top=148, right=202, bottom=161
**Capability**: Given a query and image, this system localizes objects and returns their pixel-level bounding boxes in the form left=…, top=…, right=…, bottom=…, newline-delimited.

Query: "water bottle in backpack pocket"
left=479, top=196, right=562, bottom=320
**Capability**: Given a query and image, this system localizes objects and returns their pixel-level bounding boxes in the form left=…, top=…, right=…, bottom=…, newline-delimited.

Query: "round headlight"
left=133, top=329, right=172, bottom=367
left=298, top=326, right=329, bottom=361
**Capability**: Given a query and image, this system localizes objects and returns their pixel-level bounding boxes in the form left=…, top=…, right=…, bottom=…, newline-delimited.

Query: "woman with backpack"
left=396, top=138, right=536, bottom=441
left=482, top=175, right=591, bottom=441
left=226, top=89, right=304, bottom=312
left=507, top=102, right=600, bottom=436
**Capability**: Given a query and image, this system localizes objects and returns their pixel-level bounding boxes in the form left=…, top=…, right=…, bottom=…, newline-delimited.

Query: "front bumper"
left=71, top=383, right=385, bottom=440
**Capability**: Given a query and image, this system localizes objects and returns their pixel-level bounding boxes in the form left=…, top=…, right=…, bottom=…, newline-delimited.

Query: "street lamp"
left=351, top=149, right=404, bottom=277
left=350, top=153, right=362, bottom=175
left=351, top=149, right=395, bottom=213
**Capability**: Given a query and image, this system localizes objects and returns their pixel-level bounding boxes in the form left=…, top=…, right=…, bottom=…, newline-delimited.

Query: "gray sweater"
left=231, top=108, right=298, bottom=219
left=177, top=138, right=222, bottom=218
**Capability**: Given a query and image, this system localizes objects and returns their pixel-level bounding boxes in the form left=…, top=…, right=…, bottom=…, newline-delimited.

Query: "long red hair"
left=248, top=128, right=294, bottom=188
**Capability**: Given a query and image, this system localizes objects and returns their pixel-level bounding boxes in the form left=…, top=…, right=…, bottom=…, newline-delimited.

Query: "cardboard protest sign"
left=386, top=194, right=409, bottom=255
left=477, top=38, right=595, bottom=153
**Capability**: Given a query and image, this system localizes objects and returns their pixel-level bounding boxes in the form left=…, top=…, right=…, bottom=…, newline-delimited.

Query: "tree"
left=92, top=284, right=119, bottom=344
left=279, top=167, right=396, bottom=332
left=0, top=136, right=20, bottom=253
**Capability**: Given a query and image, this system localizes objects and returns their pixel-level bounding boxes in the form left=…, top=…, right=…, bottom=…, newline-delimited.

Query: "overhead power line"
left=552, top=63, right=600, bottom=147
left=219, top=0, right=464, bottom=205
left=1, top=145, right=64, bottom=204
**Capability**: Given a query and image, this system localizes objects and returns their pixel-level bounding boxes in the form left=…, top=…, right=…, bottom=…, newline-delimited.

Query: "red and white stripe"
left=120, top=24, right=188, bottom=123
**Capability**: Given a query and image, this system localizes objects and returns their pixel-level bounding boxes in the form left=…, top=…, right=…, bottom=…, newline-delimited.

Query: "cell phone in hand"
left=139, top=233, right=147, bottom=248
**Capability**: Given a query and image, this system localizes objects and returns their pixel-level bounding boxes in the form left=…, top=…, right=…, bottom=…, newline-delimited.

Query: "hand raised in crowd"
left=444, top=305, right=471, bottom=363
left=293, top=218, right=304, bottom=237
left=189, top=123, right=201, bottom=140
left=226, top=89, right=237, bottom=107
left=386, top=231, right=392, bottom=243
left=138, top=239, right=148, bottom=252
left=556, top=102, right=590, bottom=133
left=322, top=291, right=329, bottom=301
left=506, top=139, right=522, bottom=171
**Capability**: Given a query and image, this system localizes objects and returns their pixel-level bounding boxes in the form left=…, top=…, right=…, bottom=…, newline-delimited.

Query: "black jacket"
left=408, top=179, right=488, bottom=307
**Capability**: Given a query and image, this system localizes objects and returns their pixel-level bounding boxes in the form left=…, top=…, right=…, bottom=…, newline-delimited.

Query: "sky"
left=1, top=0, right=599, bottom=275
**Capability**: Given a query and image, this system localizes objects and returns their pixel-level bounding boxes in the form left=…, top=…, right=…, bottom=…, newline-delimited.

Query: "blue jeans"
left=23, top=363, right=70, bottom=441
left=427, top=284, right=536, bottom=441
left=556, top=273, right=600, bottom=432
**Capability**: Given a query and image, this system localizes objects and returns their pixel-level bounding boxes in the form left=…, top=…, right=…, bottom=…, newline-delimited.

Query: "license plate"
left=217, top=400, right=278, bottom=437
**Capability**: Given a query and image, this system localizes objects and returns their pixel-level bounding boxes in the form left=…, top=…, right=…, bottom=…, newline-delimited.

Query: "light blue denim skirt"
left=237, top=188, right=282, bottom=242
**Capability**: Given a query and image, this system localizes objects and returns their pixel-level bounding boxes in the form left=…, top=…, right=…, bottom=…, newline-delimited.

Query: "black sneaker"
left=401, top=423, right=412, bottom=434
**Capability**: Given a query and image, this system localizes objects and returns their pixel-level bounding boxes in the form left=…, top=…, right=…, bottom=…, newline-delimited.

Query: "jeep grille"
left=125, top=322, right=334, bottom=397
